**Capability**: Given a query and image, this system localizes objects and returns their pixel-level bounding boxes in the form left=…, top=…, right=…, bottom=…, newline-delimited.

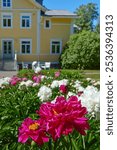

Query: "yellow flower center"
left=53, top=109, right=58, bottom=115
left=29, top=123, right=39, bottom=130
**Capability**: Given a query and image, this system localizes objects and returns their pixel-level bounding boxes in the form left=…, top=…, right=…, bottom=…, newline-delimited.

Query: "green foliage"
left=18, top=69, right=34, bottom=79
left=60, top=30, right=100, bottom=70
left=75, top=3, right=99, bottom=32
left=0, top=86, right=40, bottom=149
left=0, top=70, right=100, bottom=149
left=18, top=69, right=83, bottom=80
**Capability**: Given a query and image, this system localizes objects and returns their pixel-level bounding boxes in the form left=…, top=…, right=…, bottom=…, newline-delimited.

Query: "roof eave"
left=43, top=15, right=78, bottom=18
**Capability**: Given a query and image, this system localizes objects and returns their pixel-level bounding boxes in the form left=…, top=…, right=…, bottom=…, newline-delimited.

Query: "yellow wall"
left=40, top=18, right=72, bottom=55
left=0, top=0, right=73, bottom=63
left=0, top=0, right=38, bottom=60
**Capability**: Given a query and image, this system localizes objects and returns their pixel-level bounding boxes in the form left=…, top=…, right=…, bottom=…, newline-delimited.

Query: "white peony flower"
left=40, top=75, right=46, bottom=81
left=0, top=77, right=11, bottom=88
left=73, top=80, right=81, bottom=89
left=80, top=86, right=100, bottom=118
left=32, top=83, right=39, bottom=87
left=66, top=91, right=76, bottom=99
left=58, top=79, right=68, bottom=86
left=93, top=81, right=100, bottom=86
left=37, top=86, right=52, bottom=102
left=19, top=80, right=33, bottom=89
left=86, top=78, right=92, bottom=81
left=51, top=80, right=59, bottom=88
left=25, top=80, right=33, bottom=87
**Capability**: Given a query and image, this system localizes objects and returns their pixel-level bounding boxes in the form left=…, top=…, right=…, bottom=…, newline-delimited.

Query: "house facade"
left=0, top=0, right=77, bottom=69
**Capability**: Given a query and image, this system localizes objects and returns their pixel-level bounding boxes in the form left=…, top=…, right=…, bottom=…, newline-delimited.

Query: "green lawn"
left=81, top=70, right=100, bottom=80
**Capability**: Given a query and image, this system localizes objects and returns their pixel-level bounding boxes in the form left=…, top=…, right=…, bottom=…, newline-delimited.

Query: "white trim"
left=20, top=13, right=32, bottom=29
left=1, top=0, right=12, bottom=9
left=37, top=10, right=41, bottom=54
left=1, top=38, right=14, bottom=59
left=44, top=19, right=51, bottom=29
left=43, top=16, right=78, bottom=19
left=70, top=20, right=74, bottom=34
left=1, top=13, right=13, bottom=29
left=50, top=39, right=62, bottom=55
left=20, top=39, right=32, bottom=54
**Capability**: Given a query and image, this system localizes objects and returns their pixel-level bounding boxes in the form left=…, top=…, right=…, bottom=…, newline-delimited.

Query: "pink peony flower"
left=32, top=76, right=41, bottom=83
left=37, top=96, right=89, bottom=141
left=55, top=71, right=61, bottom=78
left=10, top=76, right=21, bottom=86
left=18, top=118, right=49, bottom=145
left=22, top=78, right=27, bottom=81
left=59, top=85, right=67, bottom=94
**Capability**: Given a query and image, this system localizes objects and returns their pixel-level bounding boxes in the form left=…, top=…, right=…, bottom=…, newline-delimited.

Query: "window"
left=2, top=14, right=12, bottom=28
left=51, top=40, right=62, bottom=54
left=20, top=14, right=31, bottom=28
left=44, top=19, right=51, bottom=29
left=20, top=40, right=32, bottom=54
left=2, top=0, right=12, bottom=8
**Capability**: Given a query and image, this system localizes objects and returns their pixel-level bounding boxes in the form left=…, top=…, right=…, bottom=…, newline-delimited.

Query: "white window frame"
left=44, top=19, right=51, bottom=29
left=50, top=39, right=62, bottom=55
left=20, top=13, right=32, bottom=29
left=2, top=0, right=12, bottom=9
left=1, top=13, right=13, bottom=28
left=20, top=39, right=32, bottom=54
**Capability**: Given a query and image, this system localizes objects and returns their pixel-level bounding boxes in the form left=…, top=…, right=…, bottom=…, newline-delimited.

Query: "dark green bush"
left=60, top=30, right=100, bottom=70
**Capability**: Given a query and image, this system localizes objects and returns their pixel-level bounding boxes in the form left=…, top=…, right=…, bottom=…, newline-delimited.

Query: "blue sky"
left=43, top=0, right=100, bottom=13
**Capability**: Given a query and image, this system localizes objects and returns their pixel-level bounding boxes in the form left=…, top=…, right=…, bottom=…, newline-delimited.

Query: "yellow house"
left=0, top=0, right=77, bottom=70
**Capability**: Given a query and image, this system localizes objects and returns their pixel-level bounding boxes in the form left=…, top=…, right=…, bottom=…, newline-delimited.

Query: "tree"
left=60, top=30, right=100, bottom=70
left=95, top=16, right=100, bottom=33
left=75, top=3, right=99, bottom=32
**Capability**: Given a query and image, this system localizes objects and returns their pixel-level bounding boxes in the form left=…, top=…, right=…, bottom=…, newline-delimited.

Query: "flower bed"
left=0, top=69, right=100, bottom=150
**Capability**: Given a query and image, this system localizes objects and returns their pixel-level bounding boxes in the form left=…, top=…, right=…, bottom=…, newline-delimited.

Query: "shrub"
left=60, top=30, right=100, bottom=69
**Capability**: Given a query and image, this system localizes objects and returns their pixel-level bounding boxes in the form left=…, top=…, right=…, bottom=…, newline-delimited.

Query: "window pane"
left=8, top=50, right=11, bottom=54
left=3, top=3, right=6, bottom=7
left=3, top=19, right=7, bottom=26
left=8, top=19, right=11, bottom=26
left=4, top=45, right=7, bottom=51
left=22, top=45, right=25, bottom=53
left=26, top=20, right=30, bottom=27
left=8, top=42, right=12, bottom=50
left=4, top=50, right=7, bottom=54
left=22, top=20, right=25, bottom=27
left=45, top=20, right=50, bottom=28
left=52, top=41, right=60, bottom=44
left=7, top=2, right=11, bottom=7
left=52, top=45, right=55, bottom=53
left=26, top=45, right=30, bottom=53
left=56, top=45, right=60, bottom=53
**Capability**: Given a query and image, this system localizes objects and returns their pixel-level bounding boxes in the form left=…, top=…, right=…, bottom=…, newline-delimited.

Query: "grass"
left=81, top=70, right=100, bottom=80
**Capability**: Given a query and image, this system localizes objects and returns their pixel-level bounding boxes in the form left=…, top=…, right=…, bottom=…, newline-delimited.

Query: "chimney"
left=35, top=0, right=43, bottom=5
